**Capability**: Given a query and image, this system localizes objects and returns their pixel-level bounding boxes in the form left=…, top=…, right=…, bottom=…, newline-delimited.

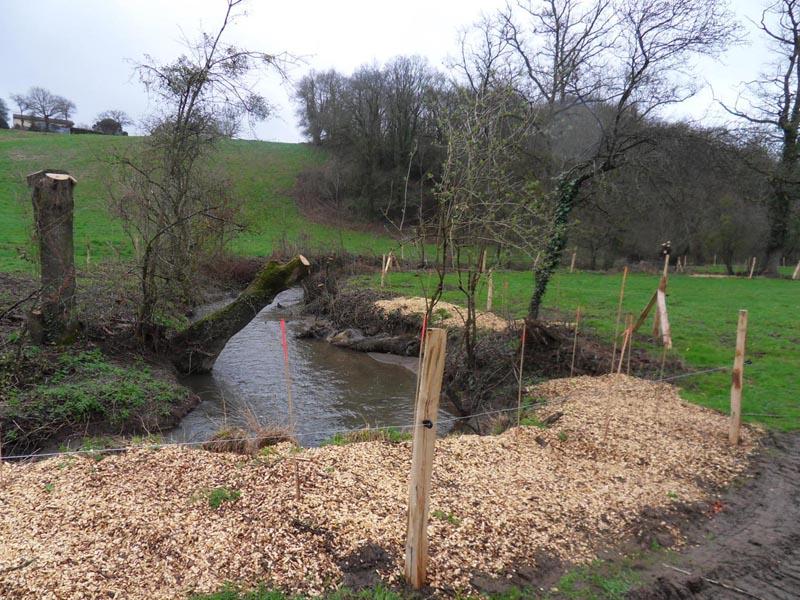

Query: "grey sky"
left=0, top=0, right=774, bottom=142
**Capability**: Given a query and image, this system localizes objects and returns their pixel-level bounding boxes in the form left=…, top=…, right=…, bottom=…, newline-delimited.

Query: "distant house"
left=13, top=114, right=74, bottom=134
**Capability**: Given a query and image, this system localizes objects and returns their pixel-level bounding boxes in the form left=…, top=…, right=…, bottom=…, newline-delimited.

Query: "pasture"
left=370, top=269, right=800, bottom=431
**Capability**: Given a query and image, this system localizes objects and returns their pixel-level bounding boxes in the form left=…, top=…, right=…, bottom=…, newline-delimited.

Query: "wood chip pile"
left=0, top=375, right=757, bottom=599
left=375, top=297, right=513, bottom=331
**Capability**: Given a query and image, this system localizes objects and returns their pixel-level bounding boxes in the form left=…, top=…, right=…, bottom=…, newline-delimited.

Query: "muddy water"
left=169, top=289, right=448, bottom=446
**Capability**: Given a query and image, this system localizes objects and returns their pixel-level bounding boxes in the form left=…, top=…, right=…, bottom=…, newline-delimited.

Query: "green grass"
left=369, top=269, right=800, bottom=431
left=0, top=129, right=402, bottom=272
left=198, top=487, right=242, bottom=510
left=320, top=427, right=412, bottom=446
left=0, top=348, right=190, bottom=450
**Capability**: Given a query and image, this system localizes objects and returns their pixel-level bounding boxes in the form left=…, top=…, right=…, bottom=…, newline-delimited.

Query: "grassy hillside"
left=371, top=269, right=800, bottom=431
left=0, top=129, right=398, bottom=272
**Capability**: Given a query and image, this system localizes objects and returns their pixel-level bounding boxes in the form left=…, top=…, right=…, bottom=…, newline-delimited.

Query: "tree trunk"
left=170, top=255, right=311, bottom=374
left=764, top=183, right=792, bottom=276
left=528, top=178, right=580, bottom=320
left=27, top=170, right=77, bottom=344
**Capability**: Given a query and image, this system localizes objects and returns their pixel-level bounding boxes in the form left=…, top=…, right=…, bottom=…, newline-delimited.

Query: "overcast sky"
left=0, top=0, right=774, bottom=142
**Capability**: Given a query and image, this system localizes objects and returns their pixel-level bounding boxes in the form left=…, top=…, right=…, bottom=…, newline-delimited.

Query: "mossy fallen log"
left=171, top=255, right=310, bottom=374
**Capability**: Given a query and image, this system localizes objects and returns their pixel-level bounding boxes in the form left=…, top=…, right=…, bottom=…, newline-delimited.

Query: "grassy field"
left=370, top=269, right=800, bottom=431
left=0, top=129, right=400, bottom=272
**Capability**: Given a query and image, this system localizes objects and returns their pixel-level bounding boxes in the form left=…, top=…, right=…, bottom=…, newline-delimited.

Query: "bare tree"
left=113, top=0, right=289, bottom=335
left=723, top=0, right=800, bottom=275
left=463, top=0, right=738, bottom=319
left=11, top=87, right=76, bottom=130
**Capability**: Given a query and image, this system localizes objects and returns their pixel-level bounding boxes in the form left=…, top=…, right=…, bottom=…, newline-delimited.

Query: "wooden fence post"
left=405, top=328, right=447, bottom=590
left=569, top=248, right=577, bottom=273
left=793, top=260, right=800, bottom=280
left=662, top=254, right=670, bottom=279
left=380, top=254, right=387, bottom=288
left=729, top=310, right=748, bottom=445
left=748, top=257, right=756, bottom=279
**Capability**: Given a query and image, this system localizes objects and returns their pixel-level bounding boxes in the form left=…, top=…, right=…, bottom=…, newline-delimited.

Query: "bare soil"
left=627, top=431, right=800, bottom=599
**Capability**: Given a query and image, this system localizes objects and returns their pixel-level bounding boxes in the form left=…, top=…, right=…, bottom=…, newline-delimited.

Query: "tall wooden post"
left=569, top=248, right=577, bottom=273
left=793, top=260, right=800, bottom=280
left=380, top=254, right=387, bottom=288
left=27, top=170, right=77, bottom=344
left=748, top=257, right=756, bottom=279
left=405, top=328, right=447, bottom=590
left=662, top=254, right=670, bottom=279
left=729, top=310, right=748, bottom=445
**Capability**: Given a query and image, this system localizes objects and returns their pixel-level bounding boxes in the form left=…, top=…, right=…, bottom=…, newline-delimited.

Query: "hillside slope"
left=0, top=129, right=393, bottom=272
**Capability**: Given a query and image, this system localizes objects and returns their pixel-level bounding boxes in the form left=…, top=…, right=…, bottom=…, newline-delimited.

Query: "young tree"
left=466, top=0, right=738, bottom=319
left=431, top=87, right=549, bottom=415
left=114, top=0, right=288, bottom=334
left=723, top=0, right=800, bottom=275
left=11, top=87, right=76, bottom=130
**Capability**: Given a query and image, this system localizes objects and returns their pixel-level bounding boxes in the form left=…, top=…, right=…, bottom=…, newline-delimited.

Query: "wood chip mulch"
left=375, top=297, right=514, bottom=331
left=0, top=375, right=758, bottom=599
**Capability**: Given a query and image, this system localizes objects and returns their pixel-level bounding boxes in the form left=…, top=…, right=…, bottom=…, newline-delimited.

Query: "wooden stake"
left=405, top=328, right=447, bottom=590
left=570, top=307, right=581, bottom=377
left=294, top=459, right=301, bottom=501
left=517, top=323, right=527, bottom=426
left=626, top=314, right=633, bottom=375
left=617, top=325, right=630, bottom=374
left=662, top=254, right=670, bottom=280
left=793, top=260, right=800, bottom=280
left=655, top=278, right=672, bottom=349
left=486, top=270, right=494, bottom=312
left=569, top=248, right=577, bottom=273
left=748, top=256, right=756, bottom=279
left=380, top=254, right=387, bottom=288
left=729, top=310, right=748, bottom=445
left=610, top=267, right=629, bottom=373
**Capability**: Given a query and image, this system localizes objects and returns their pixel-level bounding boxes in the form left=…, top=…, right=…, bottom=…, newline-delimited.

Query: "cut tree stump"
left=171, top=255, right=311, bottom=374
left=27, top=170, right=78, bottom=344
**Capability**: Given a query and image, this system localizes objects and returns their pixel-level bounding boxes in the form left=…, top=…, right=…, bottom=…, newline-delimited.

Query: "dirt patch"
left=0, top=376, right=758, bottom=598
left=627, top=431, right=800, bottom=599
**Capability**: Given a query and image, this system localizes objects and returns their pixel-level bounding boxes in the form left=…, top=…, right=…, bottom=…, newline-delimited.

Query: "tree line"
left=294, top=0, right=800, bottom=287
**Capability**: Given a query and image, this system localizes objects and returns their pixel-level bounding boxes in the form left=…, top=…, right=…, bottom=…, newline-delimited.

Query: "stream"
left=168, top=288, right=450, bottom=446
